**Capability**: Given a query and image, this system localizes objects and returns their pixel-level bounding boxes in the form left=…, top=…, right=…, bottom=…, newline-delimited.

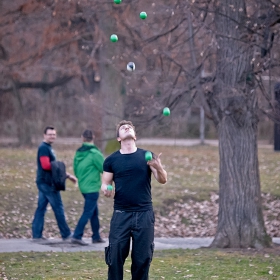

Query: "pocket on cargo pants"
left=150, top=242, right=155, bottom=264
left=105, top=245, right=111, bottom=266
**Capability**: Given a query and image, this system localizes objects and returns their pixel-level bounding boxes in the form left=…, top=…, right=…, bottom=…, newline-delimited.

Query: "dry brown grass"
left=0, top=144, right=280, bottom=239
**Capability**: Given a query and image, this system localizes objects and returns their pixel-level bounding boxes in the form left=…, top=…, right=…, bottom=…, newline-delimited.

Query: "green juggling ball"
left=163, top=107, right=170, bottom=116
left=145, top=151, right=153, bottom=161
left=110, top=34, right=118, bottom=42
left=107, top=185, right=113, bottom=191
left=114, top=0, right=122, bottom=4
left=140, top=11, right=147, bottom=19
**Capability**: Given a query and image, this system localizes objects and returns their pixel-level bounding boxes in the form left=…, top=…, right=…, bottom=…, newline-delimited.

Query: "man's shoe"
left=32, top=237, right=48, bottom=243
left=63, top=233, right=73, bottom=241
left=92, top=238, right=106, bottom=244
left=71, top=238, right=89, bottom=246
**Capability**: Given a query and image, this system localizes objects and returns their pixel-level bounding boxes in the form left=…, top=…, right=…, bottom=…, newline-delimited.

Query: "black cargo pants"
left=105, top=209, right=155, bottom=280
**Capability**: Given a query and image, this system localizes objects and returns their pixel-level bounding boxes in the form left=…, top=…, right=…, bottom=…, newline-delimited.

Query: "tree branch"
left=0, top=75, right=73, bottom=94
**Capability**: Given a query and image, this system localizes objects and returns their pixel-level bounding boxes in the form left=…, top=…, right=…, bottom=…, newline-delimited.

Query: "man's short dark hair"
left=82, top=129, right=93, bottom=141
left=116, top=120, right=136, bottom=137
left=44, top=126, right=55, bottom=134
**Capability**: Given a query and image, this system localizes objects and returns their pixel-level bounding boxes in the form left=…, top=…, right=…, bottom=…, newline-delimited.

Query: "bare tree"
left=110, top=0, right=280, bottom=248
left=0, top=0, right=125, bottom=146
left=208, top=0, right=271, bottom=248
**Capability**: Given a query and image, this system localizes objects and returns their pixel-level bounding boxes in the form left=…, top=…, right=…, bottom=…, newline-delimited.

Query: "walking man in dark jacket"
left=102, top=120, right=167, bottom=280
left=71, top=129, right=105, bottom=246
left=32, top=126, right=77, bottom=241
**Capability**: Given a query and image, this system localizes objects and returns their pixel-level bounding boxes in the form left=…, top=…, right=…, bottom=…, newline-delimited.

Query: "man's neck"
left=83, top=141, right=94, bottom=144
left=43, top=140, right=52, bottom=145
left=120, top=139, right=137, bottom=154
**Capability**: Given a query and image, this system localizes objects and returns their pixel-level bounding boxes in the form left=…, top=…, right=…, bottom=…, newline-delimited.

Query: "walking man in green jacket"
left=71, top=129, right=105, bottom=246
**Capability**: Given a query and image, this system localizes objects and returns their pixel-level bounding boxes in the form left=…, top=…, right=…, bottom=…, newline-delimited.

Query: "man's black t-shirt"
left=103, top=148, right=152, bottom=211
left=36, top=142, right=56, bottom=185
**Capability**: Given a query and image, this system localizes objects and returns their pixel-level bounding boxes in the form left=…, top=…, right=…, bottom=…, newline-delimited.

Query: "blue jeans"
left=73, top=192, right=101, bottom=240
left=32, top=183, right=71, bottom=239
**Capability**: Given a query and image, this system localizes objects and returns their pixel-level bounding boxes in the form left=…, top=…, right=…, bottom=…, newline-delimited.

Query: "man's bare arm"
left=148, top=153, right=167, bottom=184
left=101, top=171, right=114, bottom=197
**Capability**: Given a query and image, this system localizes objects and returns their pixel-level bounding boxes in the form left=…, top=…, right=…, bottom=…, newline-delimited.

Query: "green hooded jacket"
left=73, top=142, right=104, bottom=194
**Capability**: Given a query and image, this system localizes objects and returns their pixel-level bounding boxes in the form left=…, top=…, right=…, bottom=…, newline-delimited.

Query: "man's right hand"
left=101, top=184, right=114, bottom=197
left=101, top=171, right=114, bottom=197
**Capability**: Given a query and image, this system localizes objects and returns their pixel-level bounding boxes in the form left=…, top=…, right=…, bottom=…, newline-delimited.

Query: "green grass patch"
left=1, top=249, right=280, bottom=279
left=1, top=144, right=280, bottom=278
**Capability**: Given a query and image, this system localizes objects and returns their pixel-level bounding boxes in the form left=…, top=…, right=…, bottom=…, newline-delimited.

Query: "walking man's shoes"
left=92, top=238, right=106, bottom=243
left=71, top=238, right=89, bottom=246
left=32, top=237, right=48, bottom=243
left=63, top=233, right=73, bottom=241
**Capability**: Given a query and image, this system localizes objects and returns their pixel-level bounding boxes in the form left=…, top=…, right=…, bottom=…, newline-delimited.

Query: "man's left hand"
left=147, top=152, right=163, bottom=169
left=67, top=174, right=77, bottom=183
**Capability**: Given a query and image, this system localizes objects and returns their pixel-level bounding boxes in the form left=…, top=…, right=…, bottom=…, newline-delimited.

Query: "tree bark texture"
left=98, top=4, right=125, bottom=150
left=209, top=0, right=271, bottom=248
left=11, top=82, right=32, bottom=146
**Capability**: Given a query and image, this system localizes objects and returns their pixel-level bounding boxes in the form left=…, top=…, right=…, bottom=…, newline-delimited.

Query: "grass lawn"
left=0, top=144, right=280, bottom=239
left=1, top=248, right=280, bottom=279
left=1, top=143, right=280, bottom=278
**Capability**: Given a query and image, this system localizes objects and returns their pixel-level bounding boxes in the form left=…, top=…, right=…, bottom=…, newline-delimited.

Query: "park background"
left=0, top=0, right=279, bottom=148
left=2, top=0, right=280, bottom=278
left=1, top=0, right=280, bottom=253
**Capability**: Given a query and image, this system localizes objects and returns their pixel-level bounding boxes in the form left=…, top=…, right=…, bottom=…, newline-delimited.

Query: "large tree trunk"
left=211, top=109, right=271, bottom=248
left=209, top=0, right=271, bottom=248
left=98, top=5, right=125, bottom=150
left=11, top=82, right=32, bottom=146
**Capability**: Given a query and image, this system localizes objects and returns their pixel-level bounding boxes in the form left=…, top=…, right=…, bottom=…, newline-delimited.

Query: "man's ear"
left=117, top=136, right=121, bottom=142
